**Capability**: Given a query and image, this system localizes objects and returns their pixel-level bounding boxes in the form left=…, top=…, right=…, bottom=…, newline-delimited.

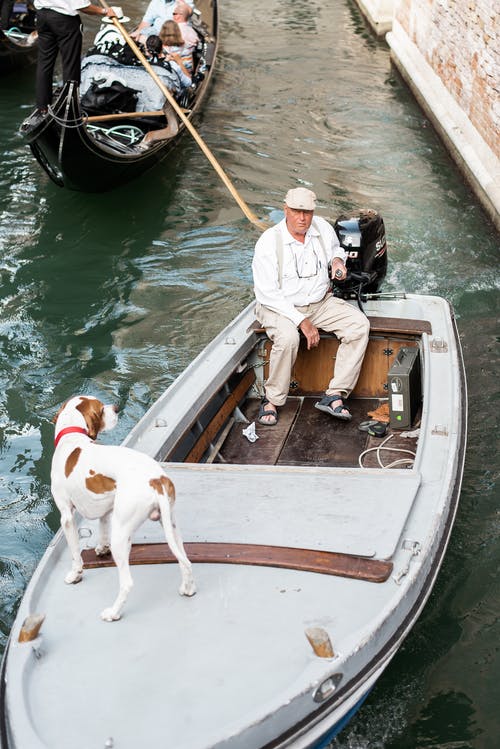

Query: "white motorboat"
left=0, top=213, right=467, bottom=748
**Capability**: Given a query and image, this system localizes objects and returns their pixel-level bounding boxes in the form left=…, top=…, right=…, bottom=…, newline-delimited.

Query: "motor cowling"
left=332, top=209, right=387, bottom=297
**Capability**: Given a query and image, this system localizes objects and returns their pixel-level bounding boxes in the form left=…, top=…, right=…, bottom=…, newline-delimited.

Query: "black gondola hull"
left=20, top=0, right=218, bottom=191
left=0, top=27, right=37, bottom=72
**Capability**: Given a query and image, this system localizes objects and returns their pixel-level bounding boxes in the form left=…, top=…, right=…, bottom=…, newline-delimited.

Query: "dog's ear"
left=52, top=400, right=69, bottom=423
left=76, top=397, right=105, bottom=440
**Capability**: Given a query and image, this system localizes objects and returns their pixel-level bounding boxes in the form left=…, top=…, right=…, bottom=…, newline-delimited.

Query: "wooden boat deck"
left=206, top=395, right=419, bottom=469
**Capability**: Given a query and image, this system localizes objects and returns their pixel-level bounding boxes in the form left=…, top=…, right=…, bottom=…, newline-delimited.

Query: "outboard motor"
left=332, top=209, right=387, bottom=300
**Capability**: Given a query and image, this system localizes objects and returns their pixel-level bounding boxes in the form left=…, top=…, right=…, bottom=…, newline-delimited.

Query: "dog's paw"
left=64, top=569, right=83, bottom=585
left=95, top=544, right=111, bottom=557
left=100, top=607, right=121, bottom=622
left=179, top=579, right=196, bottom=597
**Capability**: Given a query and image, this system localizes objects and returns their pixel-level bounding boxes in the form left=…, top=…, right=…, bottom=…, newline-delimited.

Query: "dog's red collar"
left=54, top=426, right=89, bottom=448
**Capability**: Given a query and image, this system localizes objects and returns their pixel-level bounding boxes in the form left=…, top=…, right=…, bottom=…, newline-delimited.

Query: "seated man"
left=252, top=187, right=370, bottom=426
left=131, top=0, right=194, bottom=42
left=172, top=1, right=198, bottom=49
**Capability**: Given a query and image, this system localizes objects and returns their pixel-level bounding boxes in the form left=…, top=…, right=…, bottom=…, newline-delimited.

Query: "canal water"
left=0, top=1, right=498, bottom=746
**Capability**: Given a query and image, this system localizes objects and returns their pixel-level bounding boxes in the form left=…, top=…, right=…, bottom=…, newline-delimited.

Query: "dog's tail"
left=156, top=481, right=194, bottom=580
left=155, top=474, right=196, bottom=596
left=149, top=475, right=175, bottom=521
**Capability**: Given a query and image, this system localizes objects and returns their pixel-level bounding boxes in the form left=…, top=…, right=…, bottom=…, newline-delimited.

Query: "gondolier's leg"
left=35, top=9, right=83, bottom=109
left=36, top=10, right=60, bottom=109
left=58, top=16, right=84, bottom=85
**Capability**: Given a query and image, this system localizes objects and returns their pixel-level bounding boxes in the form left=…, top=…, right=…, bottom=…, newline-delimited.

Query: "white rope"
left=383, top=458, right=415, bottom=469
left=358, top=433, right=416, bottom=469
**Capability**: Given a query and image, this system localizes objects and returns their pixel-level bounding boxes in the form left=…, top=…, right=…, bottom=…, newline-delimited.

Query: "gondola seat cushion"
left=81, top=54, right=183, bottom=111
left=80, top=79, right=139, bottom=115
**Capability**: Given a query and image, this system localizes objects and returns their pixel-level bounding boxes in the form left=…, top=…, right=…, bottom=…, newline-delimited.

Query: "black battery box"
left=387, top=346, right=422, bottom=430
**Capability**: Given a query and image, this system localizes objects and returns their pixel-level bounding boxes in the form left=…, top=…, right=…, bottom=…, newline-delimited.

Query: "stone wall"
left=363, top=0, right=500, bottom=228
left=394, top=0, right=498, bottom=158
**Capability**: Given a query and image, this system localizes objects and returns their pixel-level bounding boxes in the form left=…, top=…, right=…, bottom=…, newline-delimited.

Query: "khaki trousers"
left=256, top=295, right=370, bottom=406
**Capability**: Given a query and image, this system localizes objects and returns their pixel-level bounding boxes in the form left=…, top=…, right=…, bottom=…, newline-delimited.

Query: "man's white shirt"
left=34, top=0, right=91, bottom=15
left=252, top=215, right=346, bottom=327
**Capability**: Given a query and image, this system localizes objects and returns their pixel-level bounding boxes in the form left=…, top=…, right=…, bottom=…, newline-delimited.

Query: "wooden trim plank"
left=249, top=316, right=432, bottom=336
left=184, top=368, right=256, bottom=463
left=82, top=542, right=393, bottom=583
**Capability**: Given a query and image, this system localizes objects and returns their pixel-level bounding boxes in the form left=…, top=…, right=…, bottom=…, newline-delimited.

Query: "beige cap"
left=284, top=187, right=317, bottom=210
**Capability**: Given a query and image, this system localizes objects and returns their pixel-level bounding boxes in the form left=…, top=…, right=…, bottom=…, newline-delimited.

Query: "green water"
left=0, top=1, right=498, bottom=746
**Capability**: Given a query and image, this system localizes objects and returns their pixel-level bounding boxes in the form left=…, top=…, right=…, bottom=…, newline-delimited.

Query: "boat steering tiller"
left=331, top=209, right=388, bottom=311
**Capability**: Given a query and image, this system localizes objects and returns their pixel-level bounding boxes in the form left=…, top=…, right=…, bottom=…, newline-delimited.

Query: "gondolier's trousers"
left=255, top=295, right=370, bottom=406
left=36, top=9, right=83, bottom=109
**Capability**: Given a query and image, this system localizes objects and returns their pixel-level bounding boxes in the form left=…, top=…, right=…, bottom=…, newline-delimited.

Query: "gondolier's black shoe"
left=20, top=108, right=48, bottom=133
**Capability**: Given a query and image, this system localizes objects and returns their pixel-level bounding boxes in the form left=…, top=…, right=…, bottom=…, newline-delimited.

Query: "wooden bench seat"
left=249, top=315, right=428, bottom=398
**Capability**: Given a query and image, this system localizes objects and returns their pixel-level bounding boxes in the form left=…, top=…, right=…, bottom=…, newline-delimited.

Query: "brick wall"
left=394, top=0, right=499, bottom=158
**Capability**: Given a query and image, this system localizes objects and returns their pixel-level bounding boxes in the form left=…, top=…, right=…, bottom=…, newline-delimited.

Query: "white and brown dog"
left=51, top=395, right=196, bottom=621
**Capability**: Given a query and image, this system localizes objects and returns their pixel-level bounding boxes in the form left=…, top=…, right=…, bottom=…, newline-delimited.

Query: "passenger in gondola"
left=171, top=2, right=198, bottom=50
left=159, top=19, right=192, bottom=75
left=147, top=32, right=191, bottom=90
left=145, top=33, right=164, bottom=63
left=31, top=0, right=117, bottom=118
left=92, top=16, right=126, bottom=54
left=131, top=0, right=194, bottom=43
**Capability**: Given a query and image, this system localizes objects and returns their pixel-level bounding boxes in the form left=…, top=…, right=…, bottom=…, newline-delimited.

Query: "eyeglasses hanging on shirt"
left=293, top=246, right=320, bottom=278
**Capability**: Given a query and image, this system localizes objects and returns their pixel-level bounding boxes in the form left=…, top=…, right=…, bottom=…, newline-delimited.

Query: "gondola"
left=19, top=0, right=218, bottom=192
left=0, top=2, right=37, bottom=72
left=0, top=213, right=467, bottom=747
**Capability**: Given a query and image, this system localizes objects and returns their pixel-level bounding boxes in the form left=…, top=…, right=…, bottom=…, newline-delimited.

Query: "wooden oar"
left=86, top=107, right=192, bottom=123
left=86, top=110, right=165, bottom=122
left=98, top=1, right=268, bottom=231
